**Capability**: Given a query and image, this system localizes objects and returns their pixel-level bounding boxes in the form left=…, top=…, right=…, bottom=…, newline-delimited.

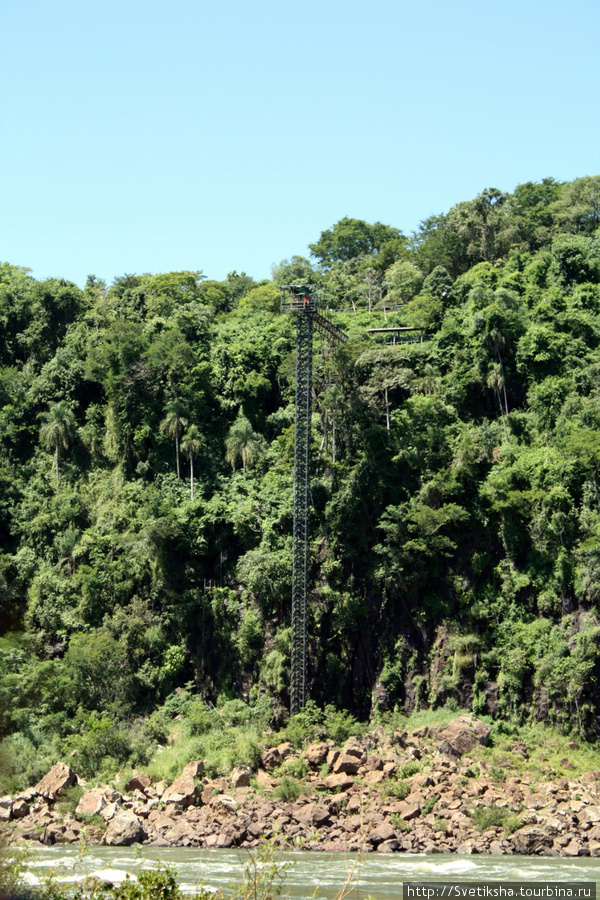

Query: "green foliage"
left=467, top=804, right=522, bottom=834
left=4, top=175, right=600, bottom=783
left=273, top=775, right=304, bottom=802
left=26, top=864, right=215, bottom=900
left=382, top=778, right=411, bottom=800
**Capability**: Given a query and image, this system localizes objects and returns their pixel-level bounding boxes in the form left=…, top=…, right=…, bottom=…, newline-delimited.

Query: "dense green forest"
left=2, top=175, right=600, bottom=787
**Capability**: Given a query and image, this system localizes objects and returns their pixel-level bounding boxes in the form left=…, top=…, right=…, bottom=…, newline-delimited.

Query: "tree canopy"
left=3, top=175, right=600, bottom=787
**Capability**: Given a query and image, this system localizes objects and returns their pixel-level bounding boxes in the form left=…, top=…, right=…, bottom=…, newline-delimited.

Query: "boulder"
left=291, top=803, right=331, bottom=828
left=0, top=797, right=11, bottom=821
left=100, top=802, right=119, bottom=822
left=562, top=839, right=589, bottom=857
left=76, top=789, right=107, bottom=818
left=34, top=762, right=77, bottom=801
left=365, top=770, right=385, bottom=785
left=230, top=766, right=251, bottom=788
left=512, top=826, right=554, bottom=855
left=124, top=774, right=152, bottom=793
left=324, top=773, right=355, bottom=792
left=261, top=748, right=282, bottom=771
left=456, top=840, right=479, bottom=854
left=377, top=839, right=400, bottom=852
left=182, top=761, right=205, bottom=778
left=304, top=743, right=329, bottom=768
left=411, top=773, right=433, bottom=791
left=213, top=795, right=237, bottom=813
left=276, top=742, right=294, bottom=761
left=332, top=754, right=361, bottom=776
left=11, top=799, right=29, bottom=819
left=161, top=774, right=198, bottom=808
left=103, top=812, right=147, bottom=846
left=580, top=806, right=600, bottom=824
left=367, top=821, right=397, bottom=845
left=437, top=717, right=491, bottom=758
left=393, top=802, right=420, bottom=821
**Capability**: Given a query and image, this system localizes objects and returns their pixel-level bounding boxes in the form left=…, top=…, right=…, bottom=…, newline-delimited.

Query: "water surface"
left=22, top=847, right=600, bottom=899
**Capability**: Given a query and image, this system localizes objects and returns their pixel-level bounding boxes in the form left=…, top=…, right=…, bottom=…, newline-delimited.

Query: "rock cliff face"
left=5, top=717, right=600, bottom=857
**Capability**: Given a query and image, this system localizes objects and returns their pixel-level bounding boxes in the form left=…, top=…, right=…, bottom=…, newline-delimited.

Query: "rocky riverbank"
left=3, top=716, right=600, bottom=857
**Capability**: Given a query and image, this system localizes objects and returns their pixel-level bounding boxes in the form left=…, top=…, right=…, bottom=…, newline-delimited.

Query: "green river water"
left=20, top=847, right=600, bottom=899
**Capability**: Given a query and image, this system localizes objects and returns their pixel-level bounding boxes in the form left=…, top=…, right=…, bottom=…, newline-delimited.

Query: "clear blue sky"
left=2, top=0, right=599, bottom=287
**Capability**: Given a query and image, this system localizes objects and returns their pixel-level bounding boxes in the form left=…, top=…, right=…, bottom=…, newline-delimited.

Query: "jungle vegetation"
left=2, top=175, right=600, bottom=787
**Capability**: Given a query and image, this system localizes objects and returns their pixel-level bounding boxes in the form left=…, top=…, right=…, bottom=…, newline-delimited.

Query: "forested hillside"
left=2, top=175, right=600, bottom=787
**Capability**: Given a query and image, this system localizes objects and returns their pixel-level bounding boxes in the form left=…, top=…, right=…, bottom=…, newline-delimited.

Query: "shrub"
left=468, top=805, right=521, bottom=833
left=274, top=776, right=304, bottom=802
left=382, top=779, right=410, bottom=800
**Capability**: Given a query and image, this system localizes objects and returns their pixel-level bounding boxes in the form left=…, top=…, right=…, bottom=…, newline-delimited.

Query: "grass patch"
left=382, top=705, right=472, bottom=736
left=473, top=721, right=600, bottom=781
left=145, top=720, right=264, bottom=783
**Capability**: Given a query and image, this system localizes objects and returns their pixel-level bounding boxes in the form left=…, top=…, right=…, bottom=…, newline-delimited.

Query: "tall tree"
left=181, top=424, right=202, bottom=500
left=225, top=412, right=263, bottom=473
left=160, top=400, right=188, bottom=481
left=309, top=218, right=405, bottom=268
left=38, top=400, right=76, bottom=482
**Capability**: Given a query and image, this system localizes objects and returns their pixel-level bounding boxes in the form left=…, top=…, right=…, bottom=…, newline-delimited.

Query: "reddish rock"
left=182, top=760, right=205, bottom=778
left=11, top=799, right=29, bottom=819
left=76, top=789, right=107, bottom=818
left=326, top=749, right=340, bottom=768
left=411, top=773, right=433, bottom=791
left=230, top=767, right=251, bottom=788
left=34, top=762, right=77, bottom=801
left=322, top=840, right=348, bottom=851
left=124, top=774, right=152, bottom=793
left=588, top=840, right=600, bottom=857
left=456, top=840, right=479, bottom=854
left=291, top=803, right=332, bottom=828
left=512, top=826, right=554, bottom=854
left=394, top=802, right=420, bottom=821
left=377, top=839, right=400, bottom=852
left=103, top=812, right=147, bottom=846
left=342, top=745, right=365, bottom=761
left=162, top=775, right=197, bottom=808
left=0, top=798, right=11, bottom=821
left=412, top=726, right=429, bottom=739
left=580, top=806, right=600, bottom=824
left=333, top=754, right=361, bottom=776
left=437, top=717, right=491, bottom=758
left=213, top=795, right=237, bottom=814
left=261, top=748, right=282, bottom=771
left=324, top=773, right=355, bottom=792
left=367, top=821, right=397, bottom=845
left=305, top=743, right=329, bottom=768
left=365, top=771, right=385, bottom=785
left=562, top=839, right=589, bottom=857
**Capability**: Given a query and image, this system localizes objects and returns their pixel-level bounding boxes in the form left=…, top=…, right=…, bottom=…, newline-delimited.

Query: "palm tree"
left=225, top=413, right=263, bottom=473
left=181, top=424, right=202, bottom=500
left=487, top=363, right=509, bottom=441
left=38, top=401, right=76, bottom=482
left=160, top=400, right=188, bottom=481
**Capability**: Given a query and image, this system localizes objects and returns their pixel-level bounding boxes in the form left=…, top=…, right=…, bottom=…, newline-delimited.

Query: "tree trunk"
left=385, top=385, right=390, bottom=431
left=190, top=454, right=194, bottom=501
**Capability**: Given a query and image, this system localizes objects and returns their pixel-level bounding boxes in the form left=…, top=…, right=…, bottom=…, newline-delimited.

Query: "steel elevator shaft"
left=290, top=311, right=313, bottom=715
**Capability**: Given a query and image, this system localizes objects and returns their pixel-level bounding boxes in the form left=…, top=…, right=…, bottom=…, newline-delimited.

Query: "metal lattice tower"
left=280, top=285, right=347, bottom=715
